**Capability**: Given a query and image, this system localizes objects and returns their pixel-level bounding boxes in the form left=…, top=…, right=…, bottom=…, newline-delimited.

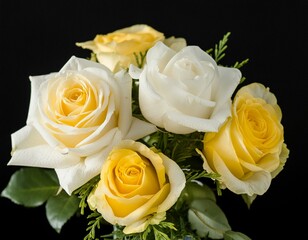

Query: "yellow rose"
left=88, top=139, right=186, bottom=234
left=76, top=24, right=165, bottom=72
left=200, top=83, right=289, bottom=196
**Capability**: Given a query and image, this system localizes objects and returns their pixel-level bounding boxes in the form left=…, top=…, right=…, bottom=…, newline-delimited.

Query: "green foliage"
left=188, top=198, right=231, bottom=239
left=182, top=182, right=231, bottom=239
left=74, top=175, right=100, bottom=215
left=232, top=59, right=249, bottom=83
left=152, top=226, right=172, bottom=240
left=185, top=169, right=220, bottom=183
left=174, top=181, right=251, bottom=240
left=214, top=32, right=231, bottom=63
left=132, top=77, right=142, bottom=119
left=109, top=221, right=190, bottom=240
left=84, top=211, right=104, bottom=240
left=241, top=194, right=257, bottom=209
left=145, top=130, right=204, bottom=164
left=223, top=230, right=252, bottom=240
left=46, top=190, right=80, bottom=233
left=208, top=32, right=249, bottom=84
left=1, top=167, right=59, bottom=207
left=133, top=51, right=147, bottom=68
left=1, top=167, right=80, bottom=233
left=181, top=181, right=216, bottom=203
left=232, top=59, right=249, bottom=69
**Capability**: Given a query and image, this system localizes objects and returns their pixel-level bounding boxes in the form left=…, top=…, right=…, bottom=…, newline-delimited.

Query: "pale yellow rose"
left=88, top=139, right=186, bottom=234
left=76, top=24, right=165, bottom=72
left=200, top=83, right=289, bottom=196
left=8, top=56, right=157, bottom=194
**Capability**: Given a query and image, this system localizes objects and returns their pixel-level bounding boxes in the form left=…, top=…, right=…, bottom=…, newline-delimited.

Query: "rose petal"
left=56, top=130, right=122, bottom=194
left=213, top=150, right=272, bottom=196
left=9, top=126, right=80, bottom=168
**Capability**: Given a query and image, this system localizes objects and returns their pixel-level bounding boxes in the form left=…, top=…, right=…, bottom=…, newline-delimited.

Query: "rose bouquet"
left=2, top=24, right=289, bottom=240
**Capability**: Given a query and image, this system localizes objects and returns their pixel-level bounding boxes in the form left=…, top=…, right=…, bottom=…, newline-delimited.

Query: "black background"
left=0, top=1, right=307, bottom=239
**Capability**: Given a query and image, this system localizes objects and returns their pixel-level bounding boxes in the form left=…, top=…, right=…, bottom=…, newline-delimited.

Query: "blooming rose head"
left=129, top=41, right=242, bottom=134
left=76, top=24, right=164, bottom=73
left=200, top=83, right=289, bottom=196
left=8, top=56, right=157, bottom=194
left=87, top=139, right=186, bottom=234
left=76, top=24, right=187, bottom=73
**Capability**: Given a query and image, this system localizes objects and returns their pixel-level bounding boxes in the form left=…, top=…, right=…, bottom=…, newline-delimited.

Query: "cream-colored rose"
left=163, top=36, right=187, bottom=52
left=76, top=24, right=165, bottom=73
left=129, top=41, right=241, bottom=134
left=8, top=56, right=157, bottom=194
left=88, top=139, right=186, bottom=234
left=200, top=83, right=289, bottom=196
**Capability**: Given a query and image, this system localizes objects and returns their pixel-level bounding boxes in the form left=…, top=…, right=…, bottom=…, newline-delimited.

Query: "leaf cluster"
left=144, top=130, right=204, bottom=164
left=1, top=167, right=80, bottom=233
left=207, top=32, right=249, bottom=84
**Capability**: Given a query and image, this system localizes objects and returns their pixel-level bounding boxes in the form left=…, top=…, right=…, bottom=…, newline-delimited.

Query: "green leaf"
left=1, top=167, right=59, bottom=207
left=188, top=198, right=231, bottom=239
left=183, top=181, right=216, bottom=204
left=153, top=226, right=171, bottom=240
left=214, top=32, right=231, bottom=63
left=224, top=230, right=252, bottom=240
left=241, top=194, right=257, bottom=209
left=84, top=211, right=104, bottom=240
left=46, top=190, right=80, bottom=233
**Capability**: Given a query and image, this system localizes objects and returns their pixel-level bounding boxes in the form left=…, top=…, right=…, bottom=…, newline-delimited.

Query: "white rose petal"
left=131, top=41, right=241, bottom=134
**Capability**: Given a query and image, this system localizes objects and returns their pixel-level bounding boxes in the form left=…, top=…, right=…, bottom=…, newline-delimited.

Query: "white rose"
left=8, top=56, right=157, bottom=194
left=129, top=41, right=242, bottom=134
